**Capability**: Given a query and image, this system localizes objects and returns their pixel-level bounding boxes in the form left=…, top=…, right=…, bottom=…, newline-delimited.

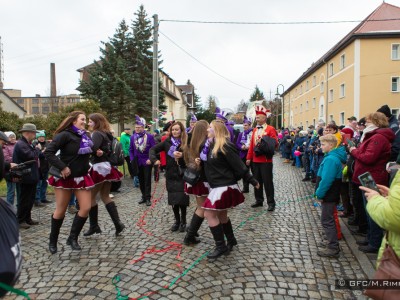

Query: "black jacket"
left=91, top=131, right=113, bottom=164
left=12, top=136, right=40, bottom=184
left=44, top=128, right=91, bottom=178
left=32, top=140, right=50, bottom=176
left=204, top=140, right=257, bottom=189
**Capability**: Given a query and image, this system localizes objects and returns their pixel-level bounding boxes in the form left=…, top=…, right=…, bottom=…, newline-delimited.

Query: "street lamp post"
left=275, top=84, right=285, bottom=129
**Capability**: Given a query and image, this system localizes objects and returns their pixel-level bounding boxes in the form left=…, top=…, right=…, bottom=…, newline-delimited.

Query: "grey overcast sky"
left=1, top=0, right=398, bottom=109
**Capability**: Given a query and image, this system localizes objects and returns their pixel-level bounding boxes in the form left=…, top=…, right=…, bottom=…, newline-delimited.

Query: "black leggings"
left=172, top=205, right=187, bottom=224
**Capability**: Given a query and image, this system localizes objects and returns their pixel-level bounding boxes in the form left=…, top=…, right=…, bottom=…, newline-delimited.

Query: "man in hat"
left=33, top=130, right=51, bottom=206
left=186, top=113, right=197, bottom=134
left=236, top=116, right=253, bottom=193
left=13, top=123, right=41, bottom=229
left=377, top=104, right=400, bottom=161
left=246, top=106, right=278, bottom=210
left=129, top=116, right=156, bottom=206
left=215, top=107, right=235, bottom=142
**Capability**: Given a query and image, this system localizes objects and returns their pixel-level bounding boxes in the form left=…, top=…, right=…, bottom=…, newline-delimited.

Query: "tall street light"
left=275, top=84, right=285, bottom=128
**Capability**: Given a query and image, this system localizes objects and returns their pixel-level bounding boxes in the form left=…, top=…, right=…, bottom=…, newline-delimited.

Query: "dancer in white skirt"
left=44, top=111, right=94, bottom=253
left=198, top=120, right=259, bottom=259
left=85, top=113, right=125, bottom=237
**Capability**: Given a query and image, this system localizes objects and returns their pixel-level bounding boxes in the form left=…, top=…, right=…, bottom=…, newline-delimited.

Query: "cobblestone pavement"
left=4, top=157, right=375, bottom=300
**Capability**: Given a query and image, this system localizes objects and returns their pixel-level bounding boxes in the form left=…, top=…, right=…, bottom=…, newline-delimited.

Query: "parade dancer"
left=84, top=113, right=125, bottom=237
left=183, top=120, right=210, bottom=245
left=246, top=105, right=278, bottom=210
left=215, top=107, right=235, bottom=142
left=186, top=113, right=197, bottom=134
left=44, top=111, right=94, bottom=253
left=199, top=120, right=259, bottom=259
left=150, top=121, right=189, bottom=232
left=130, top=115, right=156, bottom=206
left=236, top=116, right=253, bottom=193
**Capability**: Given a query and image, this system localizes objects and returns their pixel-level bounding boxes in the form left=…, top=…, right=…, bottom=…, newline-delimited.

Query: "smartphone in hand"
left=358, top=172, right=381, bottom=194
left=346, top=138, right=355, bottom=148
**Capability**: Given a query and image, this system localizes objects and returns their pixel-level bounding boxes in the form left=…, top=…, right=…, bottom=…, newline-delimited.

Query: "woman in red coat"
left=349, top=112, right=395, bottom=253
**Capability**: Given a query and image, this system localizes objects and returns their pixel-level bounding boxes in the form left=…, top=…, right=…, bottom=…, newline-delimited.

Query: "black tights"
left=172, top=205, right=187, bottom=225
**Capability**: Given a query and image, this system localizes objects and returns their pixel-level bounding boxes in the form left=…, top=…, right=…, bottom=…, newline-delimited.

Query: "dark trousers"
left=252, top=162, right=275, bottom=205
left=362, top=192, right=383, bottom=249
left=138, top=165, right=152, bottom=201
left=351, top=182, right=368, bottom=230
left=125, top=156, right=134, bottom=178
left=17, top=183, right=37, bottom=223
left=340, top=181, right=353, bottom=215
left=321, top=201, right=339, bottom=250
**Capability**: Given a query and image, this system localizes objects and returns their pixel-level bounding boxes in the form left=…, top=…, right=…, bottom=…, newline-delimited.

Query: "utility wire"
left=160, top=18, right=400, bottom=25
left=159, top=30, right=252, bottom=90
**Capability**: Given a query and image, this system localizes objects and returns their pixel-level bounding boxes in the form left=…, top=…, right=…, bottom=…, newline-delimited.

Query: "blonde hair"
left=365, top=112, right=389, bottom=128
left=211, top=120, right=230, bottom=156
left=319, top=134, right=337, bottom=146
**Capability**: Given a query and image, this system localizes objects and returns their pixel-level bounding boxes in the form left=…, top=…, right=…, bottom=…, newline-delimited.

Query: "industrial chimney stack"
left=50, top=63, right=56, bottom=97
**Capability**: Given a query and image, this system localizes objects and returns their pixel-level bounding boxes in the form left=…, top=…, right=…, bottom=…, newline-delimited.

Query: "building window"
left=330, top=114, right=334, bottom=122
left=313, top=118, right=316, bottom=127
left=340, top=112, right=345, bottom=125
left=300, top=85, right=303, bottom=94
left=320, top=81, right=324, bottom=93
left=392, top=44, right=400, bottom=60
left=17, top=99, right=24, bottom=105
left=329, top=89, right=334, bottom=102
left=42, top=106, right=50, bottom=114
left=32, top=98, right=39, bottom=104
left=392, top=77, right=399, bottom=92
left=306, top=101, right=309, bottom=110
left=300, top=104, right=303, bottom=113
left=306, top=121, right=309, bottom=128
left=320, top=104, right=324, bottom=117
left=340, top=54, right=346, bottom=69
left=340, top=84, right=345, bottom=98
left=392, top=108, right=399, bottom=119
left=312, top=76, right=316, bottom=87
left=32, top=106, right=39, bottom=114
left=306, top=81, right=309, bottom=91
left=312, top=97, right=316, bottom=109
left=329, top=63, right=334, bottom=76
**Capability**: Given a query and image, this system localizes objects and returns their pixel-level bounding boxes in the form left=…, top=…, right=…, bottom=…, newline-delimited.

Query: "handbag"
left=49, top=155, right=79, bottom=179
left=364, top=232, right=400, bottom=300
left=183, top=165, right=201, bottom=186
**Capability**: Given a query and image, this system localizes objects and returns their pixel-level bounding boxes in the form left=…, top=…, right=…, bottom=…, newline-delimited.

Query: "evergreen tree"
left=249, top=85, right=265, bottom=102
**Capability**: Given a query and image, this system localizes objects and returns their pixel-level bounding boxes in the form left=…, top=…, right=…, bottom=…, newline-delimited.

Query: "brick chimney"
left=50, top=63, right=56, bottom=97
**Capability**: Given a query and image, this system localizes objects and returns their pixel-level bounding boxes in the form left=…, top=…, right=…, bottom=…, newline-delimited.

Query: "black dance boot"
left=66, top=214, right=87, bottom=250
left=222, top=219, right=238, bottom=252
left=83, top=205, right=102, bottom=236
left=207, top=224, right=228, bottom=260
left=49, top=215, right=64, bottom=254
left=183, top=214, right=204, bottom=245
left=105, top=202, right=126, bottom=236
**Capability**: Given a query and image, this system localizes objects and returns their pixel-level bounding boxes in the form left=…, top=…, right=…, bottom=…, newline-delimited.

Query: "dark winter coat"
left=91, top=131, right=113, bottom=164
left=32, top=140, right=50, bottom=177
left=149, top=137, right=189, bottom=206
left=351, top=128, right=395, bottom=185
left=12, top=136, right=40, bottom=184
left=44, top=128, right=91, bottom=178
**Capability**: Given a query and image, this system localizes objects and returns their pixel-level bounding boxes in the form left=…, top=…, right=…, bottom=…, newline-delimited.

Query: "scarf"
left=200, top=138, right=213, bottom=161
left=71, top=125, right=93, bottom=155
left=240, top=128, right=253, bottom=145
left=134, top=131, right=147, bottom=153
left=168, top=137, right=181, bottom=158
left=360, top=124, right=378, bottom=143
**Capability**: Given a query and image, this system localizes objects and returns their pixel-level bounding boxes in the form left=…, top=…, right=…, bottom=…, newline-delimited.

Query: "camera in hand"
left=9, top=160, right=36, bottom=182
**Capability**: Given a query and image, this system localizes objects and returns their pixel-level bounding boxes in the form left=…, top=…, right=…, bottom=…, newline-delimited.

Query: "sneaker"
left=302, top=177, right=311, bottom=182
left=317, top=247, right=340, bottom=258
left=68, top=205, right=78, bottom=214
left=26, top=219, right=39, bottom=225
left=109, top=194, right=114, bottom=199
left=34, top=202, right=46, bottom=207
left=358, top=245, right=379, bottom=254
left=317, top=241, right=328, bottom=248
left=170, top=223, right=180, bottom=232
left=41, top=199, right=52, bottom=204
left=19, top=222, right=31, bottom=229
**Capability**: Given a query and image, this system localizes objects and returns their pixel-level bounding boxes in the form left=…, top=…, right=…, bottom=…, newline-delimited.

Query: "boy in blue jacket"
left=315, top=134, right=347, bottom=258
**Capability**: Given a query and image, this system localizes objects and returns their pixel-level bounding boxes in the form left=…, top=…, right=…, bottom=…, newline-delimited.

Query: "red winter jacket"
left=351, top=128, right=395, bottom=185
left=246, top=124, right=278, bottom=163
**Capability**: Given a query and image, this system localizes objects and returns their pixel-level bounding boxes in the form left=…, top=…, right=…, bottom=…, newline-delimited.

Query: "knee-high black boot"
left=183, top=213, right=204, bottom=245
left=49, top=215, right=64, bottom=254
left=179, top=205, right=187, bottom=232
left=222, top=219, right=238, bottom=252
left=66, top=214, right=88, bottom=250
left=84, top=205, right=102, bottom=236
left=171, top=205, right=180, bottom=231
left=105, top=202, right=126, bottom=236
left=207, top=224, right=228, bottom=260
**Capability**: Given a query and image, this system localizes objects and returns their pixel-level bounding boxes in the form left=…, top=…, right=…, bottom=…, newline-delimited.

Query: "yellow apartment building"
left=282, top=2, right=400, bottom=128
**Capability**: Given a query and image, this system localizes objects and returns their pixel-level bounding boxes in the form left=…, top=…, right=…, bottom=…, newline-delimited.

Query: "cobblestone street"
left=5, top=157, right=375, bottom=300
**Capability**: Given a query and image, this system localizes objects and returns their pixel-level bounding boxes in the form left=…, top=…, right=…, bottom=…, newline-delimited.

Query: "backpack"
left=108, top=137, right=125, bottom=166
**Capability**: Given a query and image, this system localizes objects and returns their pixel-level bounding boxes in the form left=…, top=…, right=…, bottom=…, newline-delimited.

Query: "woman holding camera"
left=44, top=111, right=94, bottom=254
left=84, top=113, right=125, bottom=237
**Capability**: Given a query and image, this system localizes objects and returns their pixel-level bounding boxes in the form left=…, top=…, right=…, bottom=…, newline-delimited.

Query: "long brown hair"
left=211, top=120, right=230, bottom=156
left=170, top=121, right=187, bottom=150
left=54, top=111, right=86, bottom=135
left=184, top=120, right=209, bottom=164
left=88, top=113, right=111, bottom=132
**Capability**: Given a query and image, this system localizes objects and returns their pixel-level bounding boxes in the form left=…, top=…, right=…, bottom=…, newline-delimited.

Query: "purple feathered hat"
left=243, top=115, right=252, bottom=125
left=190, top=113, right=197, bottom=122
left=215, top=107, right=229, bottom=122
left=135, top=115, right=144, bottom=126
left=227, top=120, right=235, bottom=126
